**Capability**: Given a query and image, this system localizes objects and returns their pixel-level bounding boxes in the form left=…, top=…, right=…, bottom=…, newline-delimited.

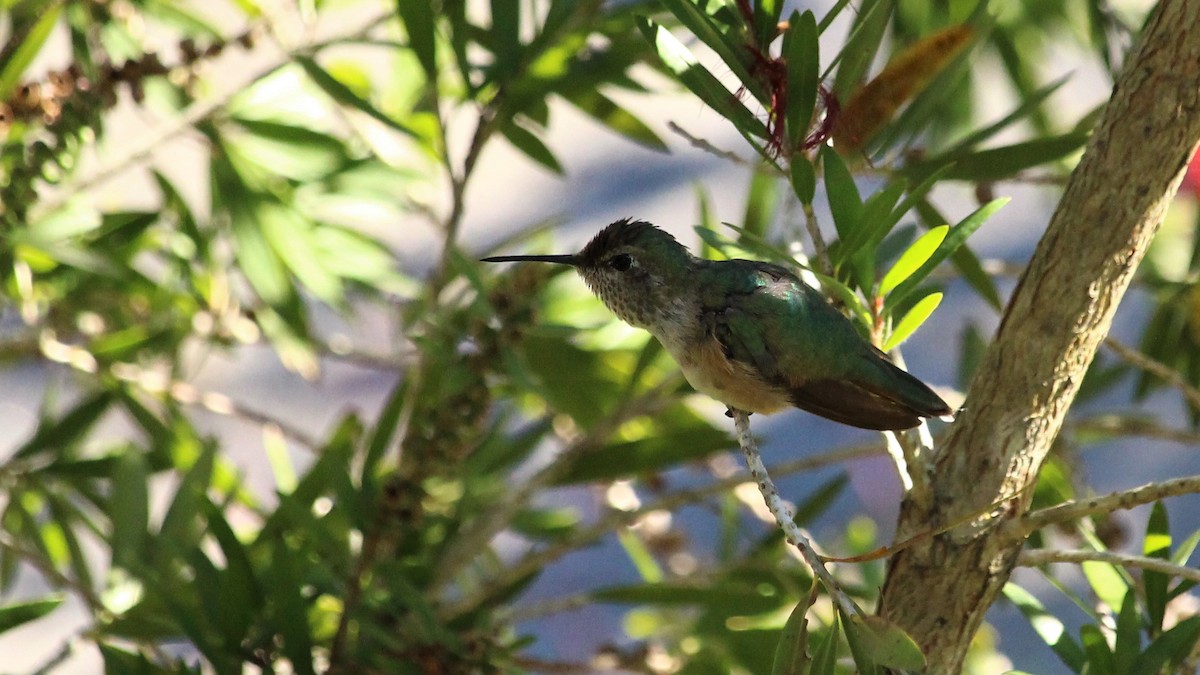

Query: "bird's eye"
left=609, top=254, right=633, bottom=271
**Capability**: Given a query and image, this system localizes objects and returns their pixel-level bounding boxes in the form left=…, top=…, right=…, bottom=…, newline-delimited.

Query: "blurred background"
left=3, top=0, right=1198, bottom=672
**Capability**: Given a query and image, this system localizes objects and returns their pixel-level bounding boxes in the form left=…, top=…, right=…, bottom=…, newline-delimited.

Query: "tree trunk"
left=879, top=2, right=1200, bottom=671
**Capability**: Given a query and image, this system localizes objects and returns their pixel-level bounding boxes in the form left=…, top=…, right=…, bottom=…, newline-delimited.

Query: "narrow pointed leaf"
left=811, top=609, right=840, bottom=674
left=822, top=146, right=863, bottom=240
left=297, top=57, right=416, bottom=137
left=845, top=614, right=924, bottom=671
left=1144, top=501, right=1171, bottom=633
left=637, top=18, right=769, bottom=144
left=110, top=452, right=149, bottom=571
left=883, top=292, right=942, bottom=351
left=501, top=122, right=564, bottom=174
left=1113, top=591, right=1141, bottom=674
left=771, top=594, right=813, bottom=675
left=396, top=0, right=437, bottom=80
left=0, top=6, right=63, bottom=100
left=658, top=0, right=759, bottom=101
left=784, top=11, right=820, bottom=149
left=1003, top=583, right=1086, bottom=671
left=885, top=198, right=1007, bottom=309
left=880, top=225, right=947, bottom=296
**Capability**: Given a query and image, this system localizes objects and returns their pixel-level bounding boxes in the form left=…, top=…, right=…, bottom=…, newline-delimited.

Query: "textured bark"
left=879, top=2, right=1200, bottom=672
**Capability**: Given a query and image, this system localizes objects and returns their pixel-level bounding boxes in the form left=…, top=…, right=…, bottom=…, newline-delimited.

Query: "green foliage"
left=0, top=0, right=1194, bottom=673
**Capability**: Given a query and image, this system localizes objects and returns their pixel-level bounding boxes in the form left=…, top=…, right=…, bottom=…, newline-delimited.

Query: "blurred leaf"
left=1144, top=501, right=1170, bottom=634
left=811, top=610, right=840, bottom=675
left=15, top=391, right=113, bottom=459
left=1003, top=582, right=1087, bottom=672
left=658, top=0, right=759, bottom=101
left=501, top=121, right=564, bottom=174
left=594, top=581, right=779, bottom=613
left=0, top=595, right=63, bottom=634
left=156, top=445, right=215, bottom=564
left=205, top=501, right=261, bottom=648
left=771, top=584, right=814, bottom=675
left=564, top=90, right=668, bottom=152
left=110, top=451, right=149, bottom=571
left=743, top=168, right=780, bottom=239
left=511, top=507, right=579, bottom=541
left=1083, top=557, right=1130, bottom=615
left=618, top=529, right=663, bottom=582
left=1080, top=623, right=1115, bottom=675
left=555, top=425, right=730, bottom=485
left=637, top=18, right=769, bottom=147
left=883, top=291, right=941, bottom=351
left=906, top=132, right=1089, bottom=183
left=490, top=0, right=521, bottom=78
left=0, top=4, right=62, bottom=100
left=1132, top=616, right=1200, bottom=673
left=396, top=0, right=437, bottom=80
left=830, top=0, right=891, bottom=99
left=297, top=56, right=416, bottom=137
left=834, top=25, right=974, bottom=153
left=1113, top=591, right=1141, bottom=674
left=270, top=540, right=316, bottom=675
left=227, top=118, right=347, bottom=182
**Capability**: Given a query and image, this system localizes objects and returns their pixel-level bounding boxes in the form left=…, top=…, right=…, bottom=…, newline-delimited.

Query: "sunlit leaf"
left=879, top=225, right=947, bottom=296
left=884, top=291, right=942, bottom=350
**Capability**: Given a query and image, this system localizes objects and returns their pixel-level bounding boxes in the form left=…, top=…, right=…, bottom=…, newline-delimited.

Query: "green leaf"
left=636, top=18, right=769, bottom=146
left=206, top=501, right=261, bottom=648
left=790, top=156, right=816, bottom=205
left=883, top=292, right=942, bottom=351
left=771, top=592, right=813, bottom=675
left=227, top=118, right=347, bottom=182
left=743, top=168, right=780, bottom=239
left=885, top=198, right=1007, bottom=310
left=15, top=392, right=114, bottom=459
left=844, top=613, right=924, bottom=671
left=0, top=5, right=62, bottom=100
left=296, top=56, right=415, bottom=137
left=1080, top=624, right=1115, bottom=675
left=564, top=90, right=668, bottom=152
left=0, top=595, right=63, bottom=634
left=156, top=445, right=215, bottom=562
left=617, top=529, right=662, bottom=583
left=784, top=11, right=819, bottom=149
left=270, top=540, right=317, bottom=675
left=1083, top=558, right=1130, bottom=616
left=830, top=0, right=892, bottom=98
left=1144, top=501, right=1171, bottom=634
left=821, top=146, right=862, bottom=240
left=396, top=0, right=437, bottom=80
left=879, top=225, right=947, bottom=296
left=489, top=0, right=521, bottom=78
left=811, top=610, right=840, bottom=675
left=1132, top=616, right=1200, bottom=673
left=110, top=452, right=149, bottom=571
left=555, top=426, right=730, bottom=485
left=906, top=132, right=1090, bottom=183
left=658, top=0, right=760, bottom=101
left=501, top=122, right=564, bottom=174
left=1113, top=590, right=1141, bottom=674
left=1003, top=582, right=1087, bottom=671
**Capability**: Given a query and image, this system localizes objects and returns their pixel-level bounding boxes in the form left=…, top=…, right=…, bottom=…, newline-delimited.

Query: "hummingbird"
left=482, top=219, right=951, bottom=430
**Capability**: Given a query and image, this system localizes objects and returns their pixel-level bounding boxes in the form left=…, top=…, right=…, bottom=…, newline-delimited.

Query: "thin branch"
left=1018, top=548, right=1200, bottom=584
left=1069, top=414, right=1200, bottom=445
left=731, top=409, right=860, bottom=618
left=801, top=201, right=832, bottom=276
left=1021, top=475, right=1200, bottom=535
left=1105, top=337, right=1200, bottom=410
left=440, top=436, right=886, bottom=622
left=666, top=121, right=750, bottom=165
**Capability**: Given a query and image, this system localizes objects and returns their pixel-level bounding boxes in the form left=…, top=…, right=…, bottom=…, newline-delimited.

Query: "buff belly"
left=673, top=338, right=791, bottom=414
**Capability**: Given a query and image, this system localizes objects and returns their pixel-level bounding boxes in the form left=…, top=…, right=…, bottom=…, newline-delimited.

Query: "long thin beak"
left=480, top=254, right=577, bottom=266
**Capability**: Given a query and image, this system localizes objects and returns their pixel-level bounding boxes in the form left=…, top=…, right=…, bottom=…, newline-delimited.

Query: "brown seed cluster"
left=1, top=28, right=258, bottom=225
